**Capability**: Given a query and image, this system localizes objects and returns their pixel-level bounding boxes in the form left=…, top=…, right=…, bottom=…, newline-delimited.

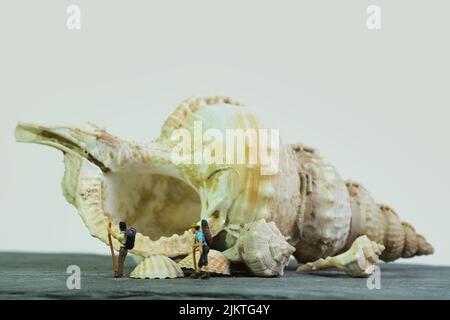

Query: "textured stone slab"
left=0, top=252, right=449, bottom=299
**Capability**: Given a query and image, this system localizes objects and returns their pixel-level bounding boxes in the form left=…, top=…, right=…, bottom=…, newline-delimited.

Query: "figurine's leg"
left=200, top=247, right=210, bottom=279
left=115, top=247, right=128, bottom=278
left=190, top=249, right=201, bottom=278
left=297, top=235, right=385, bottom=277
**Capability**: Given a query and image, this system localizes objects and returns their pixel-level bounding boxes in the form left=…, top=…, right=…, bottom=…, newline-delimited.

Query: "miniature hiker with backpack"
left=190, top=219, right=213, bottom=279
left=107, top=221, right=136, bottom=278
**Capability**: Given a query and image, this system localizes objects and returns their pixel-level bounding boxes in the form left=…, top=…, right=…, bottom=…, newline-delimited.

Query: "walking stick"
left=192, top=247, right=197, bottom=272
left=107, top=222, right=117, bottom=274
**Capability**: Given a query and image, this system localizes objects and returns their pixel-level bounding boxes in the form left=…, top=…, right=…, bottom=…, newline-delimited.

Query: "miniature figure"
left=107, top=221, right=136, bottom=278
left=190, top=220, right=212, bottom=279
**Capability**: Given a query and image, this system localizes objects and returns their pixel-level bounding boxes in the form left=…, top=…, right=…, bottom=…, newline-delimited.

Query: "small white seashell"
left=130, top=255, right=184, bottom=279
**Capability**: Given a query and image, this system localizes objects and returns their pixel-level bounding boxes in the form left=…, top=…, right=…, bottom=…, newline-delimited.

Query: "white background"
left=1, top=0, right=448, bottom=265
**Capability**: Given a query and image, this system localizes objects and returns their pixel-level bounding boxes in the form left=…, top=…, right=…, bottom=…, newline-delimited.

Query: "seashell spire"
left=345, top=181, right=434, bottom=261
left=291, top=144, right=433, bottom=263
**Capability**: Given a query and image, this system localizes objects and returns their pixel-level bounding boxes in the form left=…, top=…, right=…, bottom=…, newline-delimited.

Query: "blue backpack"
left=124, top=227, right=136, bottom=249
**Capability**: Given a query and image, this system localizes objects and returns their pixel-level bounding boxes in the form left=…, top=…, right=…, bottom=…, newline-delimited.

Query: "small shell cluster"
left=297, top=235, right=385, bottom=277
left=223, top=219, right=295, bottom=276
left=130, top=255, right=184, bottom=279
left=178, top=249, right=231, bottom=275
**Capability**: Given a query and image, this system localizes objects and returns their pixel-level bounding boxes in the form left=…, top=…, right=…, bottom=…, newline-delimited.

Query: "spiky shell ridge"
left=291, top=144, right=352, bottom=262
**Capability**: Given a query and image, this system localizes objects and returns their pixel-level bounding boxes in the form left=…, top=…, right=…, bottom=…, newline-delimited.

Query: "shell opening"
left=15, top=123, right=202, bottom=243
left=102, top=171, right=201, bottom=240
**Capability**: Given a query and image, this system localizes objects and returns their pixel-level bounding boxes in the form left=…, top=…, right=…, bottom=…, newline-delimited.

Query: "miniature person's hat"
left=189, top=223, right=198, bottom=229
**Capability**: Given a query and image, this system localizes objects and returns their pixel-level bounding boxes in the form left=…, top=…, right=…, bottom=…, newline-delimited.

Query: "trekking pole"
left=107, top=222, right=117, bottom=274
left=192, top=246, right=197, bottom=272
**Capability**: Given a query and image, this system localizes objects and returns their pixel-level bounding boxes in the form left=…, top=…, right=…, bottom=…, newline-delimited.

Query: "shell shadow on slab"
left=15, top=96, right=434, bottom=278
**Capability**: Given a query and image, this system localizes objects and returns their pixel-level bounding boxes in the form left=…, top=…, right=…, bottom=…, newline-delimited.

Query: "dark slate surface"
left=0, top=252, right=449, bottom=300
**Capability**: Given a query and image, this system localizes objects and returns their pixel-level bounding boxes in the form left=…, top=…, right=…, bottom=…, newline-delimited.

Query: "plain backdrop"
left=1, top=0, right=449, bottom=265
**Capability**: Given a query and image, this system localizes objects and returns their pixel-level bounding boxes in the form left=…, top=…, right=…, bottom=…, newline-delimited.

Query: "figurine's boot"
left=200, top=272, right=210, bottom=279
left=200, top=266, right=210, bottom=279
left=190, top=265, right=201, bottom=279
left=116, top=247, right=128, bottom=278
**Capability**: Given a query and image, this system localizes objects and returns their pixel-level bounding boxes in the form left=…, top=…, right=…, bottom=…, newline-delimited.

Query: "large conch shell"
left=15, top=95, right=433, bottom=278
left=178, top=249, right=231, bottom=275
left=130, top=255, right=184, bottom=279
left=297, top=235, right=385, bottom=277
left=223, top=219, right=296, bottom=276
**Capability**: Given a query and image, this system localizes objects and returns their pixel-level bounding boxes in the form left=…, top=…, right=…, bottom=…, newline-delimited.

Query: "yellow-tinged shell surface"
left=178, top=249, right=230, bottom=275
left=130, top=255, right=184, bottom=279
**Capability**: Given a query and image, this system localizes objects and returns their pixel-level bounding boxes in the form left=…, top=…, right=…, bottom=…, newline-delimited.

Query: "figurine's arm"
left=192, top=233, right=202, bottom=254
left=108, top=225, right=126, bottom=245
left=198, top=239, right=203, bottom=255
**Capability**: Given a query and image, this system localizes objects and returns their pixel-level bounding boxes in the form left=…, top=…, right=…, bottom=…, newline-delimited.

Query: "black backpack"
left=124, top=227, right=136, bottom=250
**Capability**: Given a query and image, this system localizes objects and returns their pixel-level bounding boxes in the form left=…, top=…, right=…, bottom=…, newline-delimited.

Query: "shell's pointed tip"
left=416, top=234, right=434, bottom=256
left=422, top=242, right=434, bottom=255
left=14, top=122, right=38, bottom=143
